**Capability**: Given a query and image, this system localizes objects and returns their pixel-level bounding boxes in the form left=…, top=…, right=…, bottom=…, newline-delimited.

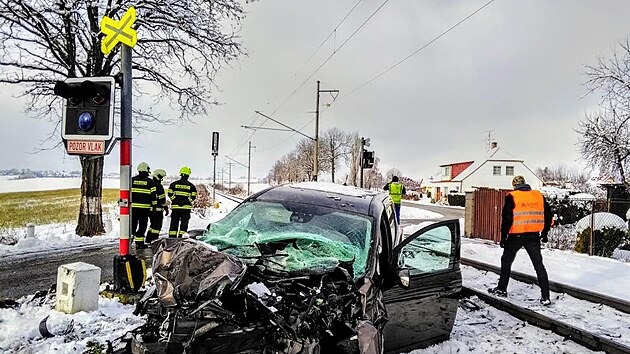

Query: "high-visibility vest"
left=508, top=190, right=545, bottom=234
left=389, top=182, right=403, bottom=204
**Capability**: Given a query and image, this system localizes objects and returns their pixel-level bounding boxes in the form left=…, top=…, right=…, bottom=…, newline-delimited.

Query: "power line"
left=230, top=1, right=388, bottom=159
left=273, top=0, right=390, bottom=116
left=337, top=0, right=496, bottom=101
left=294, top=0, right=364, bottom=77
left=255, top=118, right=315, bottom=153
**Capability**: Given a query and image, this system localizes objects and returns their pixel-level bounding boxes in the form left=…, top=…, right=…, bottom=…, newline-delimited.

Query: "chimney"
left=491, top=141, right=498, bottom=149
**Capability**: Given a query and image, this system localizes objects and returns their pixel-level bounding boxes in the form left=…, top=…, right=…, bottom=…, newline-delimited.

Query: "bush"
left=228, top=185, right=245, bottom=196
left=574, top=227, right=629, bottom=257
left=193, top=184, right=212, bottom=209
left=548, top=196, right=590, bottom=225
left=447, top=194, right=465, bottom=207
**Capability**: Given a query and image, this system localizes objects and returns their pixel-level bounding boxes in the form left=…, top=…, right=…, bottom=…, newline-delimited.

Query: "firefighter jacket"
left=167, top=177, right=197, bottom=210
left=152, top=177, right=167, bottom=212
left=132, top=172, right=157, bottom=209
left=501, top=184, right=552, bottom=240
left=384, top=182, right=406, bottom=205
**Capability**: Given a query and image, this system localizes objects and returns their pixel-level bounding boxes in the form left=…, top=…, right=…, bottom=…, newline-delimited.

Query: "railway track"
left=461, top=257, right=630, bottom=314
left=461, top=285, right=630, bottom=354
left=462, top=258, right=630, bottom=354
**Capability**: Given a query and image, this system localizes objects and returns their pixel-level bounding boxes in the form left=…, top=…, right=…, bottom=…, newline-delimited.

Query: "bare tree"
left=576, top=109, right=630, bottom=189
left=348, top=132, right=361, bottom=186
left=535, top=164, right=590, bottom=188
left=321, top=128, right=351, bottom=183
left=579, top=38, right=630, bottom=190
left=0, top=0, right=245, bottom=235
left=385, top=168, right=402, bottom=182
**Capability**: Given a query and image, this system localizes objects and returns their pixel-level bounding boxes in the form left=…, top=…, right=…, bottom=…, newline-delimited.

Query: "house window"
left=506, top=166, right=515, bottom=176
left=493, top=166, right=502, bottom=175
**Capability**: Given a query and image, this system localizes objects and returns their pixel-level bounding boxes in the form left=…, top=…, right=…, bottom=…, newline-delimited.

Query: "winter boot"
left=488, top=287, right=508, bottom=297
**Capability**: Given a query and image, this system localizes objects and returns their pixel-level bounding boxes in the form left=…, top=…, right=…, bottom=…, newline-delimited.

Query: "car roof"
left=251, top=182, right=388, bottom=216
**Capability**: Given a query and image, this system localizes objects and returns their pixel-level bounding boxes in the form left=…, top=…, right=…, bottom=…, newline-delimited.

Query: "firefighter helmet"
left=153, top=169, right=167, bottom=180
left=179, top=166, right=191, bottom=176
left=137, top=162, right=150, bottom=173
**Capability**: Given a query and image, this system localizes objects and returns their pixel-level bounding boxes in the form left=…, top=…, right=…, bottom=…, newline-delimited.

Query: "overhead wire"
left=293, top=0, right=364, bottom=77
left=333, top=0, right=496, bottom=103
left=230, top=0, right=388, bottom=158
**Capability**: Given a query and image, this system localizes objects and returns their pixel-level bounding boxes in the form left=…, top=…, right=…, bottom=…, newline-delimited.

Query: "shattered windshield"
left=200, top=200, right=373, bottom=278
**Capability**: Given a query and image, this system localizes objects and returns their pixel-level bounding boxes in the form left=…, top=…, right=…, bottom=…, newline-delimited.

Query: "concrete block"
left=55, top=262, right=101, bottom=314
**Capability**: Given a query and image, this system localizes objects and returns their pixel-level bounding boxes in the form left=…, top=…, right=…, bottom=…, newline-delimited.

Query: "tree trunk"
left=76, top=156, right=105, bottom=236
left=331, top=157, right=335, bottom=183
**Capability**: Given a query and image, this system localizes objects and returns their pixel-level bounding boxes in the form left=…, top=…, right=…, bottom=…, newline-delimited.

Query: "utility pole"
left=226, top=162, right=235, bottom=190
left=360, top=138, right=365, bottom=188
left=313, top=81, right=339, bottom=181
left=248, top=141, right=256, bottom=195
left=220, top=168, right=225, bottom=188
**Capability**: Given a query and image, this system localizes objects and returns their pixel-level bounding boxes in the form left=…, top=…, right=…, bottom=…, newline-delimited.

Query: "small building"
left=431, top=143, right=542, bottom=200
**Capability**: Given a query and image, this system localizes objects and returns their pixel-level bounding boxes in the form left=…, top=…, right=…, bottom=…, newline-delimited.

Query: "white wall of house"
left=461, top=161, right=542, bottom=191
left=431, top=181, right=462, bottom=195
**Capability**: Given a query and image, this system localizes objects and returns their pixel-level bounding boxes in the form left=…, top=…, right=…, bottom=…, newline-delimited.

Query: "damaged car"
left=130, top=182, right=461, bottom=354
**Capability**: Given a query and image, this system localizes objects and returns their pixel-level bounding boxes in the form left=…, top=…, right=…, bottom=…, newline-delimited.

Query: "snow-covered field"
left=1, top=178, right=629, bottom=353
left=0, top=178, right=120, bottom=193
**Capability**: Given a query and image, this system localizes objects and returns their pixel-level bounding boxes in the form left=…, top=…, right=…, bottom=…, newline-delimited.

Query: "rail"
left=461, top=257, right=630, bottom=315
left=461, top=286, right=630, bottom=354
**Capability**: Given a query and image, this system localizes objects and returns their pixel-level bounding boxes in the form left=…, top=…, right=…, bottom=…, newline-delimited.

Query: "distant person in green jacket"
left=384, top=176, right=406, bottom=224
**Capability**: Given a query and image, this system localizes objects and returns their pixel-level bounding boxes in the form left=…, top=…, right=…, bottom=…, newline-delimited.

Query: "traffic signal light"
left=55, top=77, right=115, bottom=141
left=362, top=150, right=375, bottom=169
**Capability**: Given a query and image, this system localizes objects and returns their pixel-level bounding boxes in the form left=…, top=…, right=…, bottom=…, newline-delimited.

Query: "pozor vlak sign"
left=55, top=76, right=116, bottom=155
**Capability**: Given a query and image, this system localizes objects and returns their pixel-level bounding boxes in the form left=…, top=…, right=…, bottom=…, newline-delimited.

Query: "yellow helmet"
left=137, top=162, right=150, bottom=173
left=179, top=166, right=191, bottom=176
left=152, top=169, right=167, bottom=180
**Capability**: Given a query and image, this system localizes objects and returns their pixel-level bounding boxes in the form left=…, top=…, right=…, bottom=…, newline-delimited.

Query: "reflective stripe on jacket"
left=152, top=177, right=167, bottom=212
left=131, top=174, right=157, bottom=209
left=508, top=189, right=545, bottom=234
left=167, top=179, right=197, bottom=210
left=389, top=182, right=403, bottom=204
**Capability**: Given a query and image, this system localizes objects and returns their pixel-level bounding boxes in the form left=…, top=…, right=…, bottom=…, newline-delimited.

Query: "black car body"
left=131, top=182, right=461, bottom=354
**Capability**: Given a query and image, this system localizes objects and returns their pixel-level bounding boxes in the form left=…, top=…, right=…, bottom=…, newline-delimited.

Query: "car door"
left=382, top=219, right=462, bottom=354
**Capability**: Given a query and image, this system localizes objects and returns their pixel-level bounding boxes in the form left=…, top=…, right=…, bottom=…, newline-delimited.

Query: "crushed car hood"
left=138, top=238, right=386, bottom=354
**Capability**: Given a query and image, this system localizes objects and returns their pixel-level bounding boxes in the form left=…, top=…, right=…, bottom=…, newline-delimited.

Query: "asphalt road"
left=0, top=203, right=463, bottom=300
left=0, top=245, right=154, bottom=299
left=400, top=201, right=464, bottom=226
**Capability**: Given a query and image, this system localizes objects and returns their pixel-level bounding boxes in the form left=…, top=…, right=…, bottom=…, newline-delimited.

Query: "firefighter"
left=167, top=166, right=197, bottom=237
left=131, top=162, right=157, bottom=249
left=146, top=169, right=168, bottom=244
left=489, top=175, right=553, bottom=305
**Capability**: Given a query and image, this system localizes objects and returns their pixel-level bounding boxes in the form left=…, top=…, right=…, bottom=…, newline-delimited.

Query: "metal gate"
left=472, top=188, right=510, bottom=242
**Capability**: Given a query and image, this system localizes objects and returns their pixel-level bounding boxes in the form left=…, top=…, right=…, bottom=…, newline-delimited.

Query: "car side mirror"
left=398, top=268, right=410, bottom=289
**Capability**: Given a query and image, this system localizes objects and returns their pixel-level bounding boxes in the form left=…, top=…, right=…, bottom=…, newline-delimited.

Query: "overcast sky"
left=1, top=0, right=629, bottom=182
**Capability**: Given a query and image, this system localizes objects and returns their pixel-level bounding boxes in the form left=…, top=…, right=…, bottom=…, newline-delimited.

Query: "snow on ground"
left=462, top=265, right=630, bottom=348
left=407, top=295, right=599, bottom=354
left=0, top=178, right=120, bottom=193
left=0, top=293, right=143, bottom=353
left=400, top=206, right=443, bottom=220
left=462, top=238, right=630, bottom=302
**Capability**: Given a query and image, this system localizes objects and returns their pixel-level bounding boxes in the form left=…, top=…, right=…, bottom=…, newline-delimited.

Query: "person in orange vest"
left=489, top=175, right=553, bottom=305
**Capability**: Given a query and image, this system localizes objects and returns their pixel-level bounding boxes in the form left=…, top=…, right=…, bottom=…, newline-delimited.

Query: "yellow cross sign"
left=100, top=7, right=137, bottom=55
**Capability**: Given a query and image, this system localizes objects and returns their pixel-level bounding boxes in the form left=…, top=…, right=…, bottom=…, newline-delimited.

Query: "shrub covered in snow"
left=547, top=224, right=578, bottom=250
left=575, top=212, right=628, bottom=233
left=574, top=226, right=629, bottom=257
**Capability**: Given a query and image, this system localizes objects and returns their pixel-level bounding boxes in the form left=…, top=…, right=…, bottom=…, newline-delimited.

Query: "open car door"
left=382, top=219, right=462, bottom=353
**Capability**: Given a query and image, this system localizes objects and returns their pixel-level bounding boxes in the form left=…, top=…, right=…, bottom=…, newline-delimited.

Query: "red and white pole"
left=119, top=43, right=133, bottom=256
left=119, top=139, right=131, bottom=255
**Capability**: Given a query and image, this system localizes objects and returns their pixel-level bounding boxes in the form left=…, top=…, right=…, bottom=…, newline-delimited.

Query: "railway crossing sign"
left=100, top=7, right=137, bottom=55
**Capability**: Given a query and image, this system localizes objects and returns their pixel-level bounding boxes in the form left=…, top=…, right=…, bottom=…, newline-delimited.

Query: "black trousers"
left=169, top=209, right=191, bottom=237
left=131, top=208, right=151, bottom=245
left=147, top=211, right=164, bottom=244
left=498, top=235, right=550, bottom=299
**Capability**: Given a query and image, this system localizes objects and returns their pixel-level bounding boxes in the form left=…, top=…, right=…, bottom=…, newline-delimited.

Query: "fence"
left=466, top=189, right=630, bottom=258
